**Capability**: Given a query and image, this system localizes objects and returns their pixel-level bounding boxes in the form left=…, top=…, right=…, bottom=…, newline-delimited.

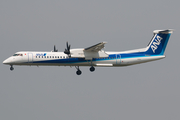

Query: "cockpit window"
left=13, top=54, right=23, bottom=56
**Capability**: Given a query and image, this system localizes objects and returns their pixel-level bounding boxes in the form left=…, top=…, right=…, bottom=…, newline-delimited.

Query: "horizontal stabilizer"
left=153, top=29, right=174, bottom=34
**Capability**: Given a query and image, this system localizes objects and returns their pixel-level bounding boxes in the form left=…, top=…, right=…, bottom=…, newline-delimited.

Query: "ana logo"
left=151, top=35, right=162, bottom=53
left=36, top=53, right=47, bottom=56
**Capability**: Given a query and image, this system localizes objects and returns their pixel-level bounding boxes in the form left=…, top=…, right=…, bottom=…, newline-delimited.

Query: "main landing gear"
left=89, top=60, right=95, bottom=72
left=75, top=61, right=96, bottom=75
left=75, top=66, right=82, bottom=75
left=10, top=65, right=14, bottom=71
left=75, top=66, right=95, bottom=75
left=90, top=66, right=95, bottom=72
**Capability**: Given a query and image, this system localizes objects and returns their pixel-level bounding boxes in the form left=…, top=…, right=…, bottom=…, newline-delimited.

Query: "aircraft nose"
left=3, top=58, right=11, bottom=65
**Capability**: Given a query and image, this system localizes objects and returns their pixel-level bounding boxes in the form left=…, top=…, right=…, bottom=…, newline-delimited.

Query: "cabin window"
left=63, top=56, right=65, bottom=59
left=52, top=56, right=54, bottom=58
left=44, top=56, right=46, bottom=58
left=47, top=56, right=49, bottom=58
left=60, top=56, right=62, bottom=58
left=36, top=56, right=37, bottom=58
left=42, top=56, right=43, bottom=58
left=50, top=56, right=51, bottom=58
left=58, top=56, right=59, bottom=58
left=39, top=56, right=40, bottom=58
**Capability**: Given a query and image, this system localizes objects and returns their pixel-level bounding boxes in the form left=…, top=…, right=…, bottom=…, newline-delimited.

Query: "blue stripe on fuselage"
left=31, top=51, right=154, bottom=64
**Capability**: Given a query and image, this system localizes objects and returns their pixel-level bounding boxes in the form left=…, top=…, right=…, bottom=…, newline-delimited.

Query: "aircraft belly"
left=119, top=56, right=165, bottom=66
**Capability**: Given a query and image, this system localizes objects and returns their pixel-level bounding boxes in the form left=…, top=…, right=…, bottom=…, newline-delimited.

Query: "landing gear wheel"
left=90, top=66, right=95, bottom=72
left=10, top=66, right=14, bottom=71
left=76, top=70, right=82, bottom=75
left=75, top=66, right=82, bottom=75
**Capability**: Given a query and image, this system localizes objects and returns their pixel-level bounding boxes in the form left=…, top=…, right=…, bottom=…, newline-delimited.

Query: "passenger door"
left=116, top=54, right=121, bottom=64
left=28, top=53, right=33, bottom=63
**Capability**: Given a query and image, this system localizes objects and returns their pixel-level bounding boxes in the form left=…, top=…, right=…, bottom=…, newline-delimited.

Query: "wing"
left=84, top=42, right=107, bottom=52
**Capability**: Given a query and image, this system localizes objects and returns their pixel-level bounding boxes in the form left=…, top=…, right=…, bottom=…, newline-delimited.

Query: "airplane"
left=3, top=29, right=173, bottom=75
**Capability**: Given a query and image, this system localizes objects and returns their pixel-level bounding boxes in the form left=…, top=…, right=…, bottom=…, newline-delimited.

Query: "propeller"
left=53, top=45, right=58, bottom=52
left=64, top=42, right=71, bottom=56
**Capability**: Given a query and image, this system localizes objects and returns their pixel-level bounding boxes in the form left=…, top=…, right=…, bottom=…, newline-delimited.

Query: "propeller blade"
left=66, top=42, right=69, bottom=50
left=64, top=41, right=71, bottom=55
left=68, top=44, right=71, bottom=51
left=54, top=45, right=56, bottom=51
left=53, top=45, right=58, bottom=52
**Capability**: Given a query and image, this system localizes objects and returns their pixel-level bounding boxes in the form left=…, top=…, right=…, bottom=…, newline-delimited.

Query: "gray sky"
left=0, top=0, right=180, bottom=120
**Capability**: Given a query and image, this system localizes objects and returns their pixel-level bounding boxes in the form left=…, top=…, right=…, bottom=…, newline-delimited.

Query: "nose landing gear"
left=10, top=65, right=14, bottom=71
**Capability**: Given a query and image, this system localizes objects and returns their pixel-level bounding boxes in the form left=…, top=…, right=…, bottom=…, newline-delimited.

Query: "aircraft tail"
left=145, top=29, right=173, bottom=55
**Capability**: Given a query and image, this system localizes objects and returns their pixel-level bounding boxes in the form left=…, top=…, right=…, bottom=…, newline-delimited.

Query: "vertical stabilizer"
left=145, top=29, right=173, bottom=55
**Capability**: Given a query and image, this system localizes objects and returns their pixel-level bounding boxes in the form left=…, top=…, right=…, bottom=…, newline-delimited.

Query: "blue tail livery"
left=145, top=29, right=173, bottom=55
